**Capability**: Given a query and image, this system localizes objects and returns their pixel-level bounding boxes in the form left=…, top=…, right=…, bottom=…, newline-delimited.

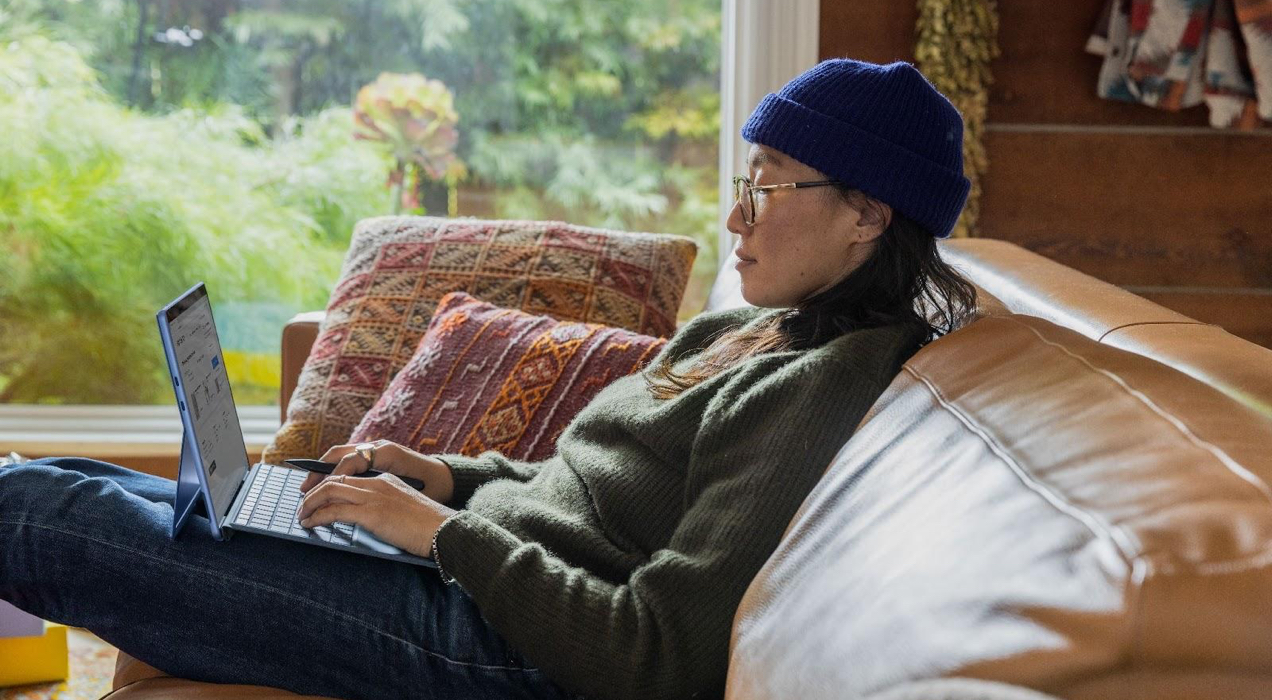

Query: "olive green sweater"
left=432, top=304, right=922, bottom=700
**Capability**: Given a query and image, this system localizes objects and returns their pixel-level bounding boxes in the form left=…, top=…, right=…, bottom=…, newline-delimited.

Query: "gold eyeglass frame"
left=732, top=175, right=845, bottom=226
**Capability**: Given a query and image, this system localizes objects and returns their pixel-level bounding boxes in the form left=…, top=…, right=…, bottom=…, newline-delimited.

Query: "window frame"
left=0, top=404, right=279, bottom=462
left=717, top=0, right=821, bottom=273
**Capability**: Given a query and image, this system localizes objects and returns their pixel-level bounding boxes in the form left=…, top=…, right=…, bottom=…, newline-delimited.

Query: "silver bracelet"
left=432, top=514, right=457, bottom=586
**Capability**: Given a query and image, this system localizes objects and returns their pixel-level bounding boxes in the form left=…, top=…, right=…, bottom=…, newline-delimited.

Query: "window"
left=0, top=0, right=722, bottom=409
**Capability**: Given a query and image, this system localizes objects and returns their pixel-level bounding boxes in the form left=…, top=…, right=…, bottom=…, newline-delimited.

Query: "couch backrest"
left=713, top=239, right=1272, bottom=699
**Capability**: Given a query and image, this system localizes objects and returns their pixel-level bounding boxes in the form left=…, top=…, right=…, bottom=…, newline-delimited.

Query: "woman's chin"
left=738, top=280, right=773, bottom=308
left=740, top=278, right=801, bottom=309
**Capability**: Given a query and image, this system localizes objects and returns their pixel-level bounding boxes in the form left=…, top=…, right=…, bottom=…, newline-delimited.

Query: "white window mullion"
left=718, top=0, right=821, bottom=273
left=0, top=405, right=278, bottom=458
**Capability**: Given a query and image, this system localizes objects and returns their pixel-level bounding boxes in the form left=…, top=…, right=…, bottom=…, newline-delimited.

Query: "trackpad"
left=352, top=526, right=405, bottom=555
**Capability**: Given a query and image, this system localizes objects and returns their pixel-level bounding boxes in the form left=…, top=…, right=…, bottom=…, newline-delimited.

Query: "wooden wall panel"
left=989, top=2, right=1212, bottom=126
left=820, top=0, right=1272, bottom=349
left=819, top=1, right=916, bottom=64
left=979, top=130, right=1272, bottom=288
left=819, top=0, right=1261, bottom=127
left=1129, top=291, right=1272, bottom=349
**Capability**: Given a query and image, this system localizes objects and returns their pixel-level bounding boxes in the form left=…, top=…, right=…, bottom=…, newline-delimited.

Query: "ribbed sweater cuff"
left=435, top=454, right=499, bottom=508
left=431, top=508, right=520, bottom=598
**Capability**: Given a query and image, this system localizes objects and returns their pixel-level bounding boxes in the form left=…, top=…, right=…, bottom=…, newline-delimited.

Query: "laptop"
left=157, top=282, right=438, bottom=568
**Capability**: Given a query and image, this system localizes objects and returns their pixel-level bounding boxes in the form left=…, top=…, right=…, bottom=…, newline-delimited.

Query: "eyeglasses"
left=732, top=175, right=845, bottom=226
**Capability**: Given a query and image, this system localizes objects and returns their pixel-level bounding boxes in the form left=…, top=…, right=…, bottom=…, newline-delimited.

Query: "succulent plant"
left=353, top=72, right=464, bottom=212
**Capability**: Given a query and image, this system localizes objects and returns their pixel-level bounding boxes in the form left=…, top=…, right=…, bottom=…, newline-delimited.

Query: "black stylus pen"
left=283, top=458, right=427, bottom=490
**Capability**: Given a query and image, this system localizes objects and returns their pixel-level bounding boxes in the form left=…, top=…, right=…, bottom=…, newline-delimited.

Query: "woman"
left=0, top=58, right=977, bottom=700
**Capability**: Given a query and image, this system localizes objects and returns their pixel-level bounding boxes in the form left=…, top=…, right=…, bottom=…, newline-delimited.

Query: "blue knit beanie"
left=741, top=58, right=970, bottom=239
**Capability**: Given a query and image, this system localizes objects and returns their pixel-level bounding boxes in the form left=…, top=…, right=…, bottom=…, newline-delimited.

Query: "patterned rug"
left=0, top=628, right=115, bottom=700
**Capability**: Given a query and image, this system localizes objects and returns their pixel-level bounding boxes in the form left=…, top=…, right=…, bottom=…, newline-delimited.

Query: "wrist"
left=431, top=510, right=460, bottom=585
left=428, top=456, right=457, bottom=504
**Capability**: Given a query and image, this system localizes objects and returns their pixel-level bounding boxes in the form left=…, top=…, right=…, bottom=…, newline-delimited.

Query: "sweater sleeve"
left=430, top=353, right=887, bottom=700
left=434, top=451, right=547, bottom=509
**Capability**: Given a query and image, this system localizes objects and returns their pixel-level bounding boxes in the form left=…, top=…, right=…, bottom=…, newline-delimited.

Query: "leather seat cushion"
left=109, top=652, right=325, bottom=699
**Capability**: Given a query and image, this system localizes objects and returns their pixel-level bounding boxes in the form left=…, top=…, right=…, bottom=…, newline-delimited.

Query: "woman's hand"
left=296, top=472, right=457, bottom=559
left=293, top=440, right=459, bottom=558
left=298, top=440, right=455, bottom=504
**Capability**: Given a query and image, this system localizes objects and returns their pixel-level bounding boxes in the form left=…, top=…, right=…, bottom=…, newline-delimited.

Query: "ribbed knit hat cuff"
left=742, top=93, right=971, bottom=239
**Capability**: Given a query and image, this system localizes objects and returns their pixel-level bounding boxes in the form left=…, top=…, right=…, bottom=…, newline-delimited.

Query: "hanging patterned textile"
left=1086, top=0, right=1272, bottom=129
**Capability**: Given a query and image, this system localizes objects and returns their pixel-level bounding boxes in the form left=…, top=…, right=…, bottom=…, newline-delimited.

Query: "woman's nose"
left=725, top=197, right=748, bottom=236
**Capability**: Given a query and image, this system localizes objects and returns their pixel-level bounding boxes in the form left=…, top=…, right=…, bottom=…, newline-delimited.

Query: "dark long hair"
left=644, top=184, right=978, bottom=399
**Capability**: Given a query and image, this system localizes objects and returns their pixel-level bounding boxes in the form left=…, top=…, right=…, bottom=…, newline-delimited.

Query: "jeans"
left=0, top=458, right=583, bottom=700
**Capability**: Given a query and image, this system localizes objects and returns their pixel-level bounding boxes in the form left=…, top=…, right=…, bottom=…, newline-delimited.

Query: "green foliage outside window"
left=0, top=0, right=722, bottom=406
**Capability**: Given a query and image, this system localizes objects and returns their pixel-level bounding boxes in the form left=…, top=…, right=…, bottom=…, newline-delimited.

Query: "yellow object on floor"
left=0, top=623, right=68, bottom=687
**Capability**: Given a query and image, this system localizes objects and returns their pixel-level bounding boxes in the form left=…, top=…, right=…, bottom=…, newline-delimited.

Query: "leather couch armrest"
left=280, top=311, right=325, bottom=422
left=112, top=650, right=165, bottom=692
left=110, top=651, right=315, bottom=698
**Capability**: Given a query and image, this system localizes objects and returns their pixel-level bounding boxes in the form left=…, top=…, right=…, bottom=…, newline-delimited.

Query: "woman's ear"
left=851, top=199, right=891, bottom=243
left=875, top=201, right=893, bottom=232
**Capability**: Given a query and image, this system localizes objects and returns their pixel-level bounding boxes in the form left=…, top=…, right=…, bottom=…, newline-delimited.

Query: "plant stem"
left=391, top=160, right=404, bottom=214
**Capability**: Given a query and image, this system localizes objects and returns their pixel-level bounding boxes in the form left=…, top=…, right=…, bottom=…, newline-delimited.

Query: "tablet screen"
left=165, top=287, right=249, bottom=514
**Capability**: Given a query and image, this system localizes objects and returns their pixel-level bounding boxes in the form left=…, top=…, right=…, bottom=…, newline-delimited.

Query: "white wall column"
left=717, top=0, right=821, bottom=273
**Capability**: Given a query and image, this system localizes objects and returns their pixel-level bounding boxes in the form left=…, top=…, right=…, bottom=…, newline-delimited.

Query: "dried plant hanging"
left=915, top=0, right=1000, bottom=239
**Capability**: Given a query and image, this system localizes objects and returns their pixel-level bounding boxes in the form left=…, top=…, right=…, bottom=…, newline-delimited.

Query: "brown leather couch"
left=107, top=237, right=1272, bottom=699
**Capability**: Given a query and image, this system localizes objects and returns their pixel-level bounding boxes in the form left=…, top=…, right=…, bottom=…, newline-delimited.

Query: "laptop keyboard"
left=233, top=463, right=356, bottom=546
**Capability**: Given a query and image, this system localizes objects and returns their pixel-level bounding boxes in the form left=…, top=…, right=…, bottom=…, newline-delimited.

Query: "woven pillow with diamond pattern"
left=261, top=215, right=695, bottom=463
left=347, top=291, right=667, bottom=461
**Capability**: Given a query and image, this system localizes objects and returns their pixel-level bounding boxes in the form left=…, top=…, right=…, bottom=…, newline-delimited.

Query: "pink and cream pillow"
left=262, top=215, right=695, bottom=463
left=348, top=291, right=667, bottom=461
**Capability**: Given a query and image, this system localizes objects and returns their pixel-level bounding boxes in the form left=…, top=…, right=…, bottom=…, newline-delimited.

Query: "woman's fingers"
left=299, top=502, right=361, bottom=529
left=333, top=451, right=371, bottom=477
left=318, top=443, right=359, bottom=463
left=298, top=472, right=322, bottom=493
left=364, top=441, right=419, bottom=481
left=296, top=461, right=360, bottom=495
left=298, top=479, right=369, bottom=521
left=299, top=443, right=362, bottom=494
left=298, top=441, right=404, bottom=493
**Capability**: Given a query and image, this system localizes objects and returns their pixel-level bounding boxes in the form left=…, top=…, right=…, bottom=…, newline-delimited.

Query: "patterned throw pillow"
left=262, top=216, right=695, bottom=463
left=348, top=291, right=667, bottom=461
